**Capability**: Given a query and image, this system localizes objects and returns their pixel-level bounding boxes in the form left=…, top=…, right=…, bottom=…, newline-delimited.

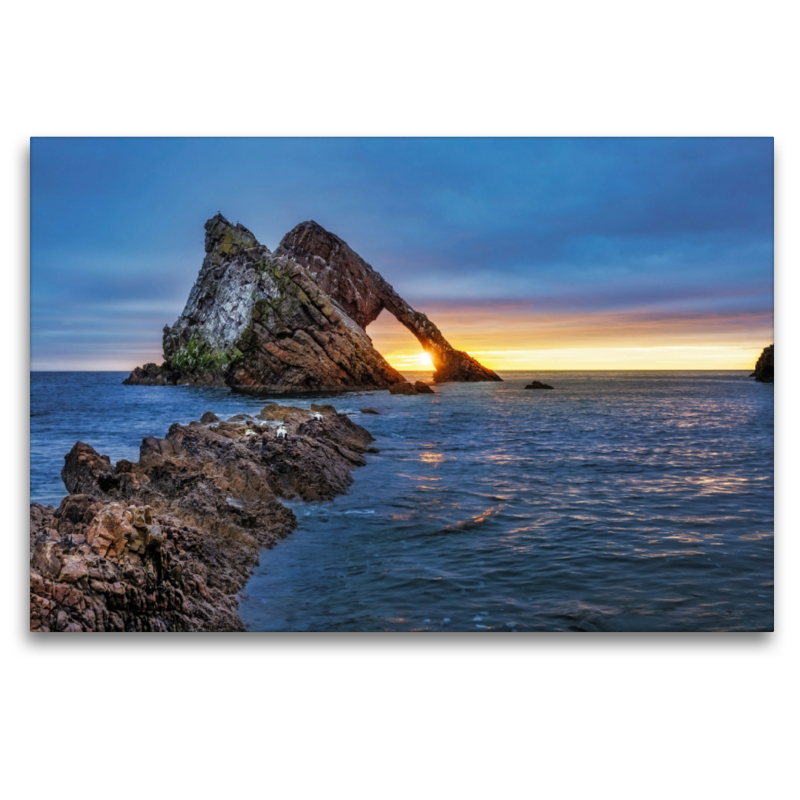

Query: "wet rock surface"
left=30, top=406, right=375, bottom=632
left=388, top=381, right=436, bottom=395
left=123, top=362, right=226, bottom=387
left=125, top=214, right=499, bottom=393
left=751, top=344, right=773, bottom=383
left=389, top=383, right=421, bottom=395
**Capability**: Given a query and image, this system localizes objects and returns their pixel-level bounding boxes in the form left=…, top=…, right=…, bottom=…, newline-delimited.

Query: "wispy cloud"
left=31, top=137, right=773, bottom=370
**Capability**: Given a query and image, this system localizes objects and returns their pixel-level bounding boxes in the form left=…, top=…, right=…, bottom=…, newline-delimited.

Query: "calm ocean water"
left=30, top=371, right=773, bottom=631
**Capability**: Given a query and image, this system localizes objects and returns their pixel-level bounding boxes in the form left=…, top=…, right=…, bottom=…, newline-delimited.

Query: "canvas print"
left=29, top=138, right=774, bottom=632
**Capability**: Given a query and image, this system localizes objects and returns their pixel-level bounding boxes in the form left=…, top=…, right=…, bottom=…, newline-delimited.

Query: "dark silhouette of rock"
left=360, top=408, right=380, bottom=414
left=31, top=406, right=376, bottom=632
left=414, top=381, right=435, bottom=394
left=200, top=412, right=219, bottom=424
left=125, top=215, right=499, bottom=393
left=524, top=380, right=554, bottom=390
left=751, top=344, right=773, bottom=383
left=390, top=382, right=420, bottom=395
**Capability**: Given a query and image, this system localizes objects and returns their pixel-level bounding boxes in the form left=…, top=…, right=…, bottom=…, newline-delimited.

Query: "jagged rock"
left=752, top=344, right=773, bottom=383
left=200, top=412, right=219, bottom=424
left=414, top=381, right=435, bottom=394
left=125, top=215, right=500, bottom=393
left=31, top=406, right=376, bottom=632
left=278, top=221, right=502, bottom=384
left=524, top=380, right=554, bottom=390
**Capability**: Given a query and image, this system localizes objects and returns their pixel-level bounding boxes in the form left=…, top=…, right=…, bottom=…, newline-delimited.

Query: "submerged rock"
left=360, top=408, right=380, bottom=414
left=524, top=380, right=554, bottom=390
left=125, top=214, right=500, bottom=394
left=30, top=405, right=376, bottom=632
left=751, top=344, right=773, bottom=383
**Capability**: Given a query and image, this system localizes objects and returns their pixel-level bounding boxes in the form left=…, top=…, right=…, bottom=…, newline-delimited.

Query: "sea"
left=30, top=371, right=774, bottom=632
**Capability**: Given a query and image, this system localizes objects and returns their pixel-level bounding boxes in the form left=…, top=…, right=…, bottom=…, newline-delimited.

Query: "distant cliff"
left=751, top=344, right=774, bottom=383
left=125, top=215, right=500, bottom=394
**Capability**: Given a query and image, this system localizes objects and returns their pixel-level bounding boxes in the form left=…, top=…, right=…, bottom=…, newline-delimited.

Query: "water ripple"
left=30, top=370, right=773, bottom=631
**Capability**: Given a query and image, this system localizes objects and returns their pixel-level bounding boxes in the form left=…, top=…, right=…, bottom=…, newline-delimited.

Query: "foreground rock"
left=30, top=406, right=375, bottom=632
left=524, top=380, right=554, bottom=390
left=125, top=214, right=500, bottom=393
left=751, top=344, right=774, bottom=383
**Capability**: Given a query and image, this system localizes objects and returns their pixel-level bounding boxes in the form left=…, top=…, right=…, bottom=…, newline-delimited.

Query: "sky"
left=30, top=137, right=773, bottom=371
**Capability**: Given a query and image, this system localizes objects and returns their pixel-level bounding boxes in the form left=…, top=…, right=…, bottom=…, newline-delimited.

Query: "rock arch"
left=276, top=221, right=501, bottom=383
left=125, top=215, right=501, bottom=393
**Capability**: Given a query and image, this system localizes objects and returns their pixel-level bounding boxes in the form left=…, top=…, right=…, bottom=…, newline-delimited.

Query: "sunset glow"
left=30, top=138, right=772, bottom=372
left=367, top=310, right=769, bottom=372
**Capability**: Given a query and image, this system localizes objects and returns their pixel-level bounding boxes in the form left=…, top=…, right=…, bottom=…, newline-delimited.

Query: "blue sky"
left=30, top=137, right=773, bottom=370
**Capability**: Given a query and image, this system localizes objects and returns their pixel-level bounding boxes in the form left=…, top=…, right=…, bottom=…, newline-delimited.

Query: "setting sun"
left=417, top=351, right=434, bottom=369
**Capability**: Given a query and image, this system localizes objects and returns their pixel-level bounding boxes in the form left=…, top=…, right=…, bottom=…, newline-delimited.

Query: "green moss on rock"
left=166, top=335, right=230, bottom=373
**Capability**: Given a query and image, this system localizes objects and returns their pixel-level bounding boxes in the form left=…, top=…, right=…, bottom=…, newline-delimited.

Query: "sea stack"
left=125, top=215, right=501, bottom=394
left=751, top=344, right=774, bottom=383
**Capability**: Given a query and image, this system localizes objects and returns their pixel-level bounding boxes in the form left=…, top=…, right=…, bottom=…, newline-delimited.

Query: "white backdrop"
left=4, top=2, right=796, bottom=798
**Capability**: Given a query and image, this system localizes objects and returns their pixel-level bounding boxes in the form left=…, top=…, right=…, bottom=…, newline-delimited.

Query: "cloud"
left=30, top=137, right=773, bottom=369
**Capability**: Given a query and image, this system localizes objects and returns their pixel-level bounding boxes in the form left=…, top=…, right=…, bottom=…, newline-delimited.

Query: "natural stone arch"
left=276, top=221, right=501, bottom=383
left=126, top=215, right=500, bottom=393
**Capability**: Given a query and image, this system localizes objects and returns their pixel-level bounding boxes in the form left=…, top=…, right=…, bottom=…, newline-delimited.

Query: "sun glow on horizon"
left=379, top=344, right=765, bottom=372
left=367, top=305, right=770, bottom=373
left=387, top=351, right=435, bottom=370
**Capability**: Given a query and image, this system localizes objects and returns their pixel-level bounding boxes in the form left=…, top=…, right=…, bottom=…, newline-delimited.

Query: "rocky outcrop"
left=125, top=215, right=405, bottom=394
left=125, top=215, right=500, bottom=394
left=388, top=381, right=436, bottom=395
left=123, top=362, right=227, bottom=387
left=390, top=383, right=420, bottom=395
left=30, top=406, right=375, bottom=632
left=524, top=380, right=554, bottom=390
left=751, top=344, right=773, bottom=383
left=277, top=221, right=501, bottom=384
